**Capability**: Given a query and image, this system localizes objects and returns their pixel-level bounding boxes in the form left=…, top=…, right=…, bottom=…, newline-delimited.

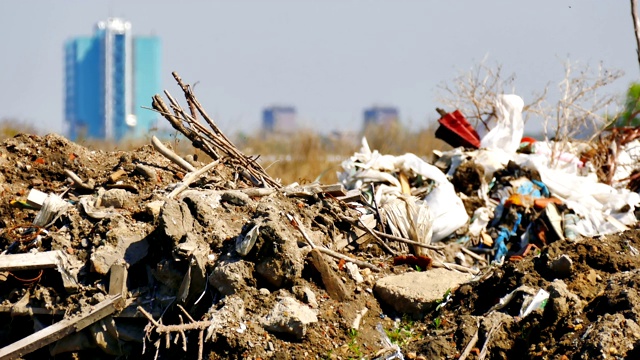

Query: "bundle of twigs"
left=152, top=72, right=281, bottom=189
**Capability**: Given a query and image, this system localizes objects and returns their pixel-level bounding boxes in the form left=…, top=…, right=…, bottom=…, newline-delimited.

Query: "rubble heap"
left=1, top=77, right=640, bottom=360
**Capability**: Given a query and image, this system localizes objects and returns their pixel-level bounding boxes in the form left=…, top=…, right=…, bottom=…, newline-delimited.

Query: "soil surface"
left=0, top=133, right=638, bottom=360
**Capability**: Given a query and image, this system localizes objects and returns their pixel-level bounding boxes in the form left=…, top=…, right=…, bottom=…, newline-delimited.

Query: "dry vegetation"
left=238, top=123, right=449, bottom=184
left=0, top=119, right=450, bottom=186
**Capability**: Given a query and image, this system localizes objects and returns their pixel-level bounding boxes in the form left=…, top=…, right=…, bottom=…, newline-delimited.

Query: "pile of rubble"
left=1, top=75, right=640, bottom=360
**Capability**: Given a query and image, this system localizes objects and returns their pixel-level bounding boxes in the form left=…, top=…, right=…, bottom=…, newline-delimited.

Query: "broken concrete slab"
left=254, top=218, right=304, bottom=288
left=374, top=268, right=472, bottom=315
left=100, top=188, right=133, bottom=209
left=261, top=296, right=318, bottom=339
left=208, top=258, right=255, bottom=296
left=308, top=249, right=351, bottom=301
left=160, top=198, right=194, bottom=243
left=90, top=219, right=149, bottom=275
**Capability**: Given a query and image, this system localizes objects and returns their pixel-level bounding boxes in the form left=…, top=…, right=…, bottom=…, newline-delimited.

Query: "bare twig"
left=152, top=73, right=281, bottom=189
left=478, top=320, right=502, bottom=360
left=458, top=318, right=480, bottom=360
left=151, top=136, right=197, bottom=172
left=138, top=306, right=211, bottom=360
left=461, top=247, right=489, bottom=264
left=632, top=0, right=640, bottom=72
left=432, top=261, right=480, bottom=275
left=371, top=229, right=446, bottom=252
left=287, top=213, right=382, bottom=272
left=64, top=169, right=94, bottom=191
left=168, top=160, right=220, bottom=198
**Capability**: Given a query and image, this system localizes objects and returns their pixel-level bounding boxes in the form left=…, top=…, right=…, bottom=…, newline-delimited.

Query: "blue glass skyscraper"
left=65, top=18, right=161, bottom=142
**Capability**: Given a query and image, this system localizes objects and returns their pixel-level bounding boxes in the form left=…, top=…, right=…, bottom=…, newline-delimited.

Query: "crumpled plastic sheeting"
left=480, top=94, right=525, bottom=154
left=340, top=139, right=469, bottom=242
left=380, top=195, right=433, bottom=256
left=613, top=139, right=640, bottom=185
left=517, top=153, right=640, bottom=237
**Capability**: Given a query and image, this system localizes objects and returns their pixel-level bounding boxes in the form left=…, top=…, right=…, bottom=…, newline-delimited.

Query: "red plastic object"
left=435, top=110, right=481, bottom=149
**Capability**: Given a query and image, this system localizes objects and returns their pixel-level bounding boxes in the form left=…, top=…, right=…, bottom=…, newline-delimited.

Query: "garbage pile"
left=1, top=75, right=640, bottom=359
left=337, top=94, right=640, bottom=359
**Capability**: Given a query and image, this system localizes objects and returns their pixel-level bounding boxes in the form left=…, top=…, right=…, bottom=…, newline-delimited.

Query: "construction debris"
left=1, top=78, right=640, bottom=359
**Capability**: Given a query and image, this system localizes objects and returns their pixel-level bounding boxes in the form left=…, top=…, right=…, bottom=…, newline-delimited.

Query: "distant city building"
left=65, top=18, right=161, bottom=142
left=262, top=106, right=297, bottom=133
left=363, top=106, right=399, bottom=128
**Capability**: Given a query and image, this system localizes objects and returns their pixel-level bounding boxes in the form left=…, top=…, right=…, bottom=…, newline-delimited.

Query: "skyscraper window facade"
left=65, top=18, right=161, bottom=142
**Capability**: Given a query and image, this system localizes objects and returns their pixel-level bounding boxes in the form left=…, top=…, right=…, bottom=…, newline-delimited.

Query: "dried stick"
left=152, top=73, right=281, bottom=189
left=287, top=214, right=381, bottom=272
left=478, top=320, right=502, bottom=360
left=371, top=229, right=446, bottom=252
left=458, top=318, right=480, bottom=360
left=168, top=160, right=220, bottom=198
left=632, top=0, right=640, bottom=72
left=151, top=136, right=196, bottom=172
left=138, top=306, right=210, bottom=360
left=64, top=169, right=94, bottom=191
left=461, top=247, right=488, bottom=264
left=351, top=219, right=395, bottom=255
left=198, top=330, right=204, bottom=360
left=432, top=261, right=480, bottom=275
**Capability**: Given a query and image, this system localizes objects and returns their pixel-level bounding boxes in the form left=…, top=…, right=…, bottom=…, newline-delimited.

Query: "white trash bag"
left=480, top=94, right=525, bottom=154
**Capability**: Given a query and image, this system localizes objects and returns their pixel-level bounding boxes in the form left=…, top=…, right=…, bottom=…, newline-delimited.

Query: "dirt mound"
left=405, top=230, right=640, bottom=359
left=0, top=133, right=398, bottom=360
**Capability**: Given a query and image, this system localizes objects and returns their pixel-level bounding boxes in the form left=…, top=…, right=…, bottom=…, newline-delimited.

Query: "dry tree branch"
left=138, top=306, right=208, bottom=360
left=152, top=72, right=281, bottom=189
left=631, top=0, right=640, bottom=72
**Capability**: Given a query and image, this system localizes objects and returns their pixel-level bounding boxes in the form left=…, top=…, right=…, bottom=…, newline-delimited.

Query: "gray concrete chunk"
left=374, top=268, right=472, bottom=315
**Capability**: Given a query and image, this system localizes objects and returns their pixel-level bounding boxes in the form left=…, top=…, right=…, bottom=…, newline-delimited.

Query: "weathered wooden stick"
left=64, top=169, right=94, bottom=191
left=371, top=228, right=445, bottom=251
left=357, top=220, right=396, bottom=256
left=461, top=247, right=488, bottom=264
left=0, top=295, right=122, bottom=360
left=288, top=214, right=381, bottom=272
left=151, top=136, right=196, bottom=172
left=432, top=261, right=480, bottom=275
left=317, top=247, right=381, bottom=272
left=458, top=318, right=480, bottom=360
left=168, top=160, right=220, bottom=198
left=478, top=320, right=502, bottom=360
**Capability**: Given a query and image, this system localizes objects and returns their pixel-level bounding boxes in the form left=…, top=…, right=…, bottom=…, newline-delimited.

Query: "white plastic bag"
left=480, top=94, right=525, bottom=154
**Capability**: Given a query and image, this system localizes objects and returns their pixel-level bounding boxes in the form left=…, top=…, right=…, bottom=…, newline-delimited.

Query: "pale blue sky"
left=0, top=0, right=638, bottom=136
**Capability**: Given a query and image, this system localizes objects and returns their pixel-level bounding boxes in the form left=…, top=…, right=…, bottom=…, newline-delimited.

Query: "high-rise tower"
left=65, top=18, right=161, bottom=142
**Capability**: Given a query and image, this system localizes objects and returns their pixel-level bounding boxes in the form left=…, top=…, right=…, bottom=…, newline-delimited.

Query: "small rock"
left=135, top=164, right=157, bottom=181
left=262, top=296, right=318, bottom=339
left=416, top=356, right=427, bottom=360
left=145, top=200, right=165, bottom=220
left=546, top=279, right=583, bottom=321
left=344, top=262, right=364, bottom=284
left=550, top=254, right=573, bottom=278
left=209, top=259, right=254, bottom=295
left=407, top=352, right=417, bottom=359
left=374, top=269, right=472, bottom=315
left=259, top=288, right=271, bottom=296
left=100, top=188, right=132, bottom=209
left=267, top=341, right=274, bottom=352
left=221, top=190, right=251, bottom=206
left=161, top=199, right=194, bottom=243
